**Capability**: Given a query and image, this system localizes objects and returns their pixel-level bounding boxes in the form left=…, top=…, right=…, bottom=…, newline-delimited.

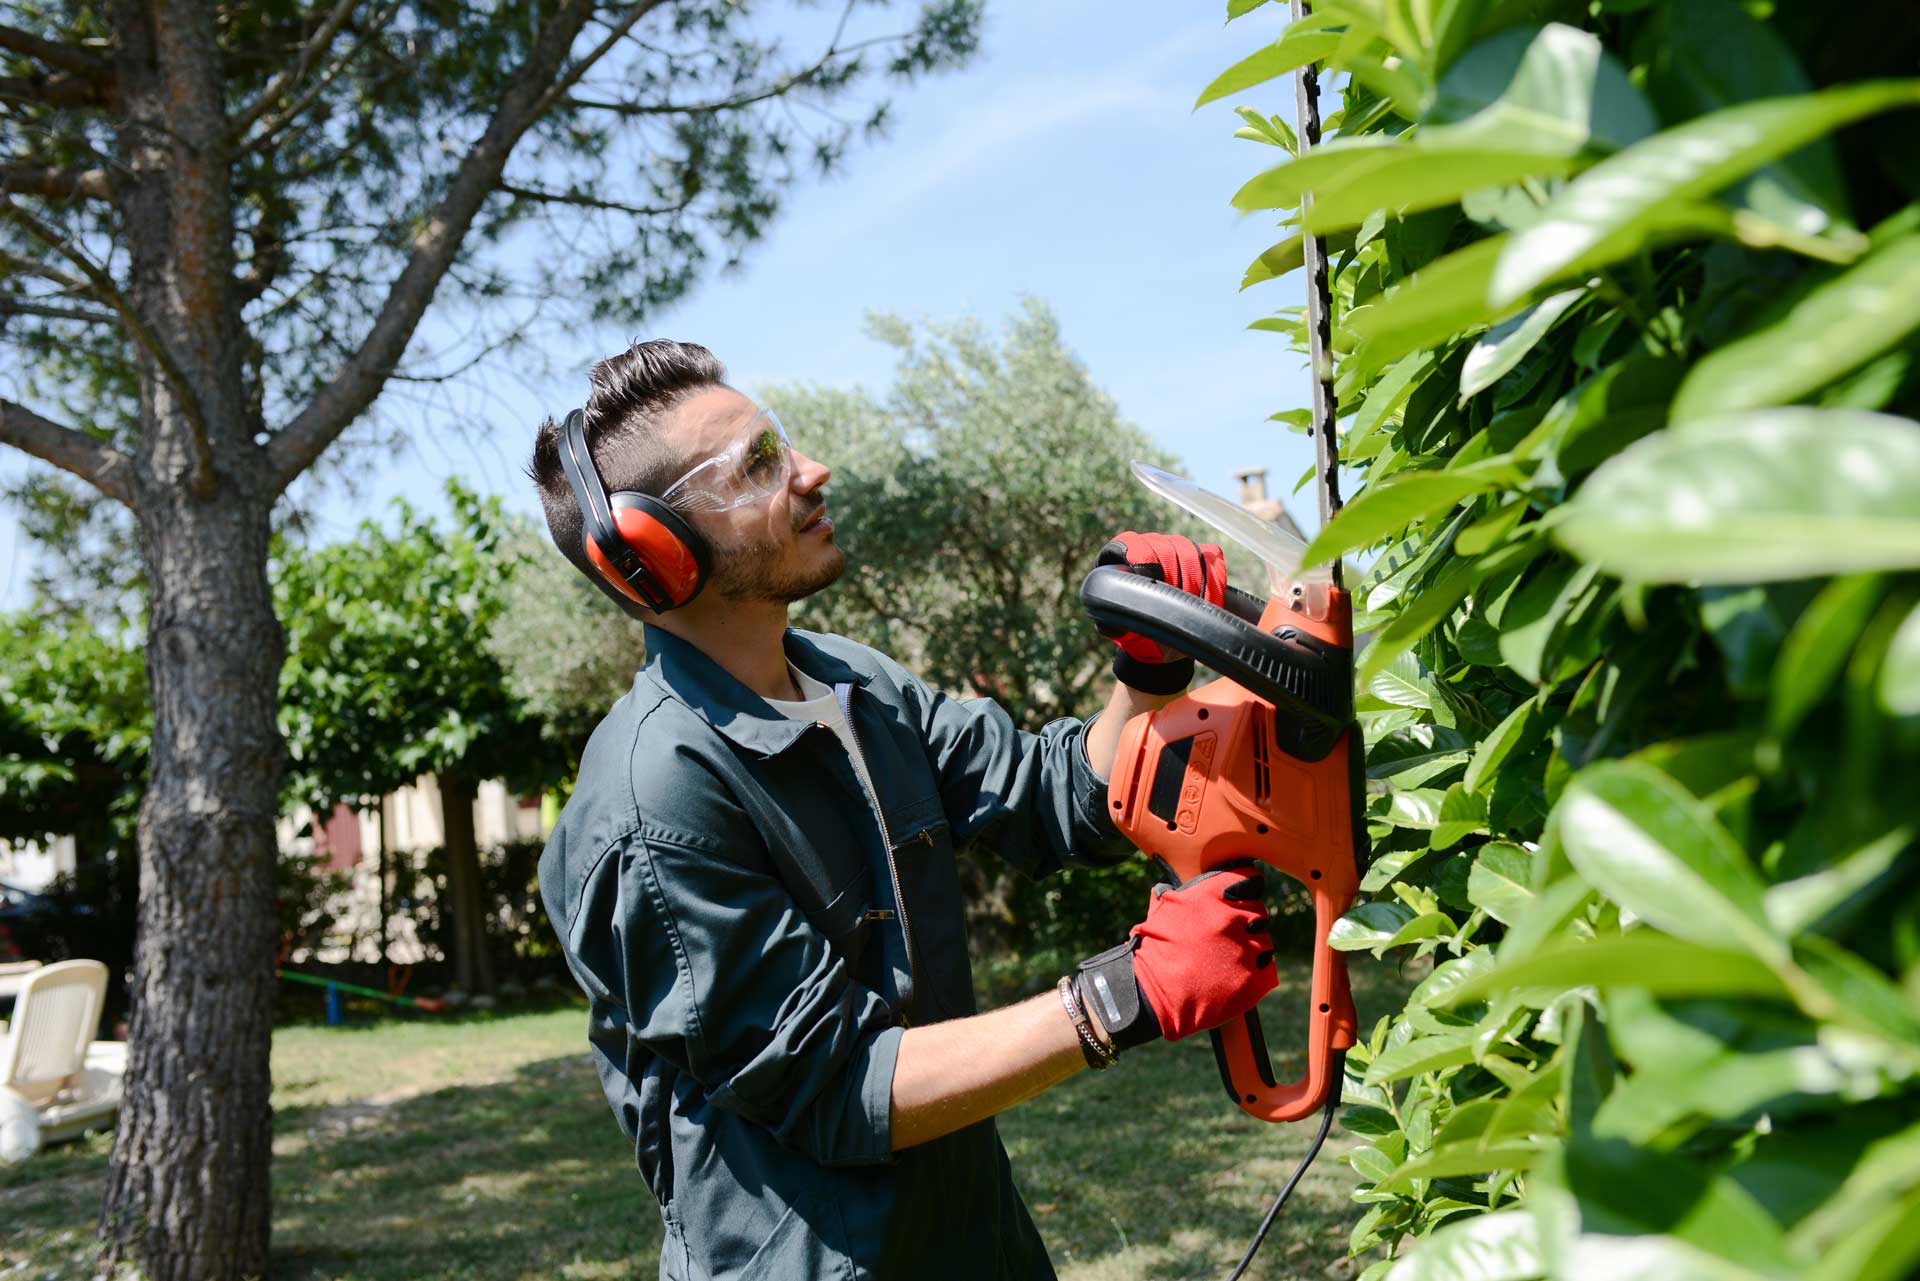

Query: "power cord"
left=1223, top=1050, right=1346, bottom=1281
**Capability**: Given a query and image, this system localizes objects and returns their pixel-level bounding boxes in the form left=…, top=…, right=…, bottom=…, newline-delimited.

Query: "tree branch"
left=0, top=161, right=111, bottom=200
left=266, top=0, right=673, bottom=493
left=0, top=296, right=116, bottom=323
left=228, top=0, right=364, bottom=136
left=0, top=24, right=111, bottom=78
left=234, top=206, right=290, bottom=304
left=0, top=397, right=136, bottom=506
left=0, top=70, right=108, bottom=109
left=0, top=246, right=88, bottom=290
left=496, top=180, right=691, bottom=218
left=564, top=13, right=880, bottom=120
left=0, top=196, right=213, bottom=493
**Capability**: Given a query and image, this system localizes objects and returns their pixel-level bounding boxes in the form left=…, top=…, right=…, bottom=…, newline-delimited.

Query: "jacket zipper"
left=830, top=685, right=918, bottom=1021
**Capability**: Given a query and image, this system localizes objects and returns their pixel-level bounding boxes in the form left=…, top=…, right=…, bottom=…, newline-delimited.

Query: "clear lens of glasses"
left=660, top=409, right=794, bottom=513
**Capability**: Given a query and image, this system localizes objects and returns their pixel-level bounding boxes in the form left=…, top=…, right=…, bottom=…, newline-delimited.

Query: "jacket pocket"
left=735, top=1194, right=853, bottom=1281
left=813, top=878, right=874, bottom=955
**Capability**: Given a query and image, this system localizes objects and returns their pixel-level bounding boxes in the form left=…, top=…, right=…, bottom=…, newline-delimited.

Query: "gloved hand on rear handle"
left=1071, top=864, right=1276, bottom=1056
left=1093, top=530, right=1228, bottom=693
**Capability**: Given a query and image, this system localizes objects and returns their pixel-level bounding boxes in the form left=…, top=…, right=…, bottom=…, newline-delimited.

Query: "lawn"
left=1, top=957, right=1413, bottom=1280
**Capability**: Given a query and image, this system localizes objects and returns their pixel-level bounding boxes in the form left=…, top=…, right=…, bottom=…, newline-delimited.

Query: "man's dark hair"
left=528, top=339, right=730, bottom=615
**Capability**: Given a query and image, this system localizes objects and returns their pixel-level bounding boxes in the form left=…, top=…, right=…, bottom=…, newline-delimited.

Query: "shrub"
left=1209, top=3, right=1920, bottom=1278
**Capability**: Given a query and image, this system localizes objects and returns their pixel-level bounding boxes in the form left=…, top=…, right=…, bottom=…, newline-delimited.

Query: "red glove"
left=1095, top=531, right=1228, bottom=693
left=1073, top=865, right=1276, bottom=1051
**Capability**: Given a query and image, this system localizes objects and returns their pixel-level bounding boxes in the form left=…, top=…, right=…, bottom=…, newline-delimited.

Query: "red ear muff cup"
left=587, top=499, right=707, bottom=609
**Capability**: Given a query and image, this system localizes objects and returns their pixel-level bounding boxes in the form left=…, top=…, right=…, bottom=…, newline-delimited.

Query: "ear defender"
left=557, top=409, right=712, bottom=612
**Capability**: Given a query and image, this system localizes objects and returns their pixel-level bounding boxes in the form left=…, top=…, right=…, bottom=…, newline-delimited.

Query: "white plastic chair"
left=0, top=959, right=123, bottom=1161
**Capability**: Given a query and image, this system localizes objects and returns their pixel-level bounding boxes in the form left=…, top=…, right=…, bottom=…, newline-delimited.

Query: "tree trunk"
left=436, top=771, right=495, bottom=996
left=96, top=6, right=280, bottom=1272
left=99, top=487, right=282, bottom=1280
left=377, top=799, right=391, bottom=961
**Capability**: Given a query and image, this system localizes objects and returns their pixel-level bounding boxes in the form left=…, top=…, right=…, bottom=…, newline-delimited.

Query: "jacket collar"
left=641, top=623, right=871, bottom=757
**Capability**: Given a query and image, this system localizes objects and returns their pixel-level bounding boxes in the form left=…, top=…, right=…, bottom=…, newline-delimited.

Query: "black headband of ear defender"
left=557, top=408, right=679, bottom=613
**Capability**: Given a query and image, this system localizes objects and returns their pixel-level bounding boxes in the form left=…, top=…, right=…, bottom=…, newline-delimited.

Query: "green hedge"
left=1210, top=3, right=1920, bottom=1279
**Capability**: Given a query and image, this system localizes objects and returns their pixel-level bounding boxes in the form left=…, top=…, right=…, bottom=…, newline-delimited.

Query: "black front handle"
left=1081, top=567, right=1351, bottom=759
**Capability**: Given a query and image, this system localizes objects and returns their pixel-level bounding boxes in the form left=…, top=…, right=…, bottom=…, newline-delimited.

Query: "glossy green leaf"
left=1555, top=410, right=1920, bottom=584
left=1803, top=1187, right=1920, bottom=1281
left=1764, top=827, right=1913, bottom=937
left=1233, top=105, right=1297, bottom=152
left=1792, top=935, right=1920, bottom=1052
left=1346, top=349, right=1436, bottom=451
left=1557, top=761, right=1781, bottom=959
left=1377, top=788, right=1448, bottom=830
left=1464, top=696, right=1544, bottom=795
left=1331, top=900, right=1420, bottom=952
left=1764, top=574, right=1886, bottom=751
left=1425, top=24, right=1654, bottom=154
left=1368, top=723, right=1473, bottom=781
left=1441, top=936, right=1792, bottom=1008
left=1642, top=0, right=1849, bottom=236
left=1383, top=911, right=1460, bottom=952
left=1880, top=599, right=1920, bottom=715
left=1467, top=843, right=1535, bottom=926
left=1431, top=784, right=1490, bottom=849
left=1303, top=457, right=1522, bottom=569
left=1196, top=23, right=1340, bottom=108
left=1367, top=650, right=1439, bottom=710
left=1342, top=1104, right=1401, bottom=1137
left=1791, top=1117, right=1920, bottom=1253
left=1235, top=24, right=1653, bottom=231
left=1366, top=1028, right=1479, bottom=1084
left=1349, top=1138, right=1406, bottom=1185
left=1411, top=948, right=1498, bottom=1008
left=1491, top=81, right=1920, bottom=306
left=1357, top=533, right=1550, bottom=686
left=1360, top=847, right=1434, bottom=893
left=1543, top=1137, right=1798, bottom=1279
left=1672, top=235, right=1920, bottom=423
left=1497, top=561, right=1597, bottom=686
left=1435, top=1094, right=1559, bottom=1148
left=1240, top=234, right=1304, bottom=291
left=1460, top=289, right=1584, bottom=401
left=1234, top=137, right=1578, bottom=228
left=1374, top=1141, right=1547, bottom=1192
left=1344, top=234, right=1514, bottom=380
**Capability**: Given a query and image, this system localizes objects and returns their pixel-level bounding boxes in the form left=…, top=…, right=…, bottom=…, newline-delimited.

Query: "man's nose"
left=791, top=450, right=830, bottom=492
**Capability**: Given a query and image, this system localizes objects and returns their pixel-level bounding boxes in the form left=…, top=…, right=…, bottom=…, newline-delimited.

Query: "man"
left=531, top=339, right=1276, bottom=1280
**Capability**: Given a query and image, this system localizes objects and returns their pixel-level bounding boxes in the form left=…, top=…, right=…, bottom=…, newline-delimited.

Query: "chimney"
left=1233, top=467, right=1269, bottom=506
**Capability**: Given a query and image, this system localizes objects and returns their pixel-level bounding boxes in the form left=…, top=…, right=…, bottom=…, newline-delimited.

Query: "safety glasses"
left=658, top=408, right=795, bottom=514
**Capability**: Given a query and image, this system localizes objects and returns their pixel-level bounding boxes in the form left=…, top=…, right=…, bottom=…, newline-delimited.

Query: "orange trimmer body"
left=1102, top=587, right=1362, bottom=1123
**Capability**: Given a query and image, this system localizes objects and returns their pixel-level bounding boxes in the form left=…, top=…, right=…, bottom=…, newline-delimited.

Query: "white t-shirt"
left=762, top=663, right=882, bottom=807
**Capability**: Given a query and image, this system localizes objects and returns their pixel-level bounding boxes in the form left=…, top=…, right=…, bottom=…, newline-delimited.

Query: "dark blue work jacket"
left=539, top=624, right=1133, bottom=1280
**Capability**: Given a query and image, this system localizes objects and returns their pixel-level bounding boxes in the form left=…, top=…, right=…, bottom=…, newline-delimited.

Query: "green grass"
left=0, top=958, right=1413, bottom=1279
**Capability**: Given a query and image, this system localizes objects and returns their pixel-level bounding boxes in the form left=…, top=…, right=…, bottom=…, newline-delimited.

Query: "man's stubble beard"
left=709, top=526, right=846, bottom=605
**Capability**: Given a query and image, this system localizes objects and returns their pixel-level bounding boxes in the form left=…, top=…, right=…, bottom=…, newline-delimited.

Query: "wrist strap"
left=1058, top=976, right=1115, bottom=1070
left=1113, top=651, right=1194, bottom=695
left=1074, top=941, right=1163, bottom=1052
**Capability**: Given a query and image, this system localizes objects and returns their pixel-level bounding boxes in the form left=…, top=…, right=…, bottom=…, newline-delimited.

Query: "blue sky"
left=0, top=1, right=1322, bottom=607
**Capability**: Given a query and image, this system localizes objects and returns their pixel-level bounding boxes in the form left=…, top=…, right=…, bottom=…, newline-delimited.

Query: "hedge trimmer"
left=1082, top=7, right=1358, bottom=1273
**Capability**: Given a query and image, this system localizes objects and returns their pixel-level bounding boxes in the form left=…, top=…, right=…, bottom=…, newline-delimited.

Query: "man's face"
left=661, top=387, right=844, bottom=605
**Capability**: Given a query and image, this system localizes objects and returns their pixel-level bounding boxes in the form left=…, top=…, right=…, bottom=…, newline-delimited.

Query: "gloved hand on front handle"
left=1093, top=531, right=1229, bottom=694
left=1071, top=864, right=1276, bottom=1057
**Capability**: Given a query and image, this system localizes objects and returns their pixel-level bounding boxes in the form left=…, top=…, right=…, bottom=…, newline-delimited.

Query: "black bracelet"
left=1113, top=651, right=1194, bottom=695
